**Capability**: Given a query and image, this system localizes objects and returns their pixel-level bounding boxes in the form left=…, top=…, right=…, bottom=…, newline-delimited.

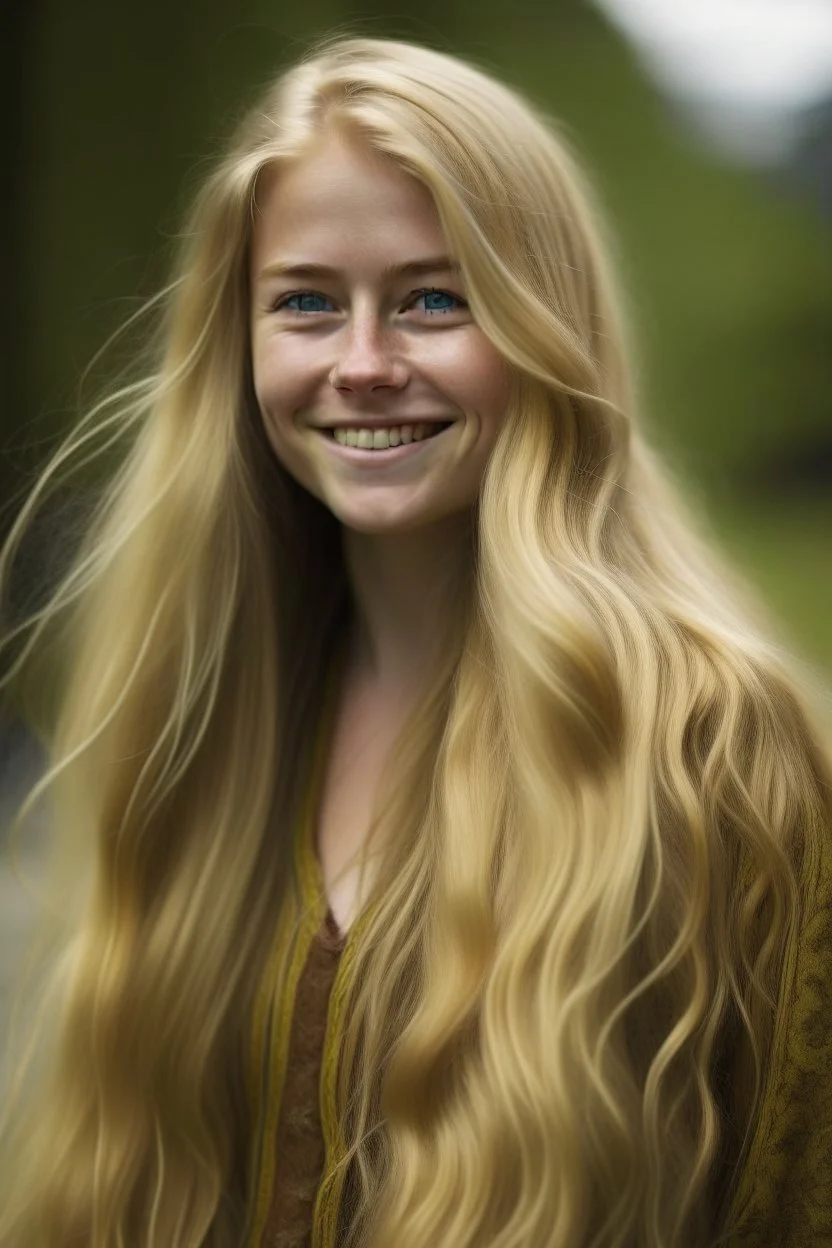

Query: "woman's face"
left=249, top=132, right=510, bottom=534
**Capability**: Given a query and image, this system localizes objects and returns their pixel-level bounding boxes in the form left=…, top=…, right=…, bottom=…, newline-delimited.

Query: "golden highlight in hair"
left=1, top=32, right=831, bottom=1248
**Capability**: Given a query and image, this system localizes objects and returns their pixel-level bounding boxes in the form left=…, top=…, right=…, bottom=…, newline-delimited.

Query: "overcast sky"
left=593, top=0, right=832, bottom=163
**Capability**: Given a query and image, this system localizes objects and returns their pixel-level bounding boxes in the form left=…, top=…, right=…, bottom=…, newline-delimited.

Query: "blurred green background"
left=3, top=0, right=830, bottom=675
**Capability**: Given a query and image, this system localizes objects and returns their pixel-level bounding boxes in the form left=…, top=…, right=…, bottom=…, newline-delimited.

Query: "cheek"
left=251, top=339, right=312, bottom=429
left=454, top=341, right=509, bottom=430
left=250, top=355, right=302, bottom=480
left=251, top=363, right=320, bottom=492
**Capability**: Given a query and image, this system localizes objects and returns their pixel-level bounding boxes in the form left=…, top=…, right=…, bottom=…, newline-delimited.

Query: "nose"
left=329, top=316, right=408, bottom=396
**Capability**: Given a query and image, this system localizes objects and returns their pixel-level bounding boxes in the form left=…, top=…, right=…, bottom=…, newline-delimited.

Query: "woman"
left=0, top=33, right=830, bottom=1248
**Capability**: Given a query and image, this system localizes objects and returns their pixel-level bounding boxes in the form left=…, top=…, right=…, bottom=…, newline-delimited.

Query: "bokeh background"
left=1, top=0, right=831, bottom=1012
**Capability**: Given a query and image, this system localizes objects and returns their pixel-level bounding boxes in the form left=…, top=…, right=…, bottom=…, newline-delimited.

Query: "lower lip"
left=316, top=425, right=454, bottom=465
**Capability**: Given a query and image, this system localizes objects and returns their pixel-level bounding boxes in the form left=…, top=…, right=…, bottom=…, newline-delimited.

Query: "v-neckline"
left=298, top=634, right=352, bottom=947
left=322, top=903, right=347, bottom=950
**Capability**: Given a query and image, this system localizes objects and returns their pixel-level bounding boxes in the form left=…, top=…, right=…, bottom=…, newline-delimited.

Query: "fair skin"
left=249, top=130, right=510, bottom=702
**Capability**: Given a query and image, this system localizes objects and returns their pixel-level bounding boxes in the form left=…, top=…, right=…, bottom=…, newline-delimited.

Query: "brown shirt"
left=259, top=908, right=346, bottom=1248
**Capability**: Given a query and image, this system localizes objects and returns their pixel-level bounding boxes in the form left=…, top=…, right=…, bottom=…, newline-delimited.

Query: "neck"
left=340, top=511, right=473, bottom=697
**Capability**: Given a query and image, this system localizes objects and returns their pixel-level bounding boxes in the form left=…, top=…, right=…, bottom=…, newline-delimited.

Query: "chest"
left=314, top=677, right=407, bottom=936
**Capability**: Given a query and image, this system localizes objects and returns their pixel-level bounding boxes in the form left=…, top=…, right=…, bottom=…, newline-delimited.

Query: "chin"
left=336, top=513, right=431, bottom=536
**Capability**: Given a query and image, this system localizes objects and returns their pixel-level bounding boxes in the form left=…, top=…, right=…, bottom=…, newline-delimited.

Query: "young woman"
left=1, top=33, right=830, bottom=1248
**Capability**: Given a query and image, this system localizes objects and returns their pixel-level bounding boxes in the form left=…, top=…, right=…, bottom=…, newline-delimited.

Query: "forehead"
left=250, top=133, right=448, bottom=272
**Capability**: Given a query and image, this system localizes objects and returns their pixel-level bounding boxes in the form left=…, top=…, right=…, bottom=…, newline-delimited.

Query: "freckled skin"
left=249, top=133, right=510, bottom=535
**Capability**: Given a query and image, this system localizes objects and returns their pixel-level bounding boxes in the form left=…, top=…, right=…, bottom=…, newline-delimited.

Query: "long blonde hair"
left=1, top=33, right=830, bottom=1248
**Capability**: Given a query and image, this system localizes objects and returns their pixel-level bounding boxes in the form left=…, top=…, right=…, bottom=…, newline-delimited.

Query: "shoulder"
left=724, top=814, right=832, bottom=1245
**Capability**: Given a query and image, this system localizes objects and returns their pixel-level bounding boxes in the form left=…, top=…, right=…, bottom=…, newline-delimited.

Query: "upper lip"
left=312, top=417, right=456, bottom=429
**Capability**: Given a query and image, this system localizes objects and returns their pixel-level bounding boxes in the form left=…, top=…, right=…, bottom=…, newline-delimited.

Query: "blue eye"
left=413, top=288, right=467, bottom=315
left=270, top=287, right=468, bottom=317
left=276, top=292, right=335, bottom=314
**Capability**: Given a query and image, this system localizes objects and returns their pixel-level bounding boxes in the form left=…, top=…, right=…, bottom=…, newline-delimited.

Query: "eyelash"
left=269, top=287, right=468, bottom=316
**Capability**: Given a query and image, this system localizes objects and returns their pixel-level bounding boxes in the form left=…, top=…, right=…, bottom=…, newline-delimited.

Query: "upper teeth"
left=329, top=423, right=444, bottom=449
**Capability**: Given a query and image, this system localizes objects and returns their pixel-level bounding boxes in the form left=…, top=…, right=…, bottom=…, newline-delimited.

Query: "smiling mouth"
left=321, top=422, right=453, bottom=446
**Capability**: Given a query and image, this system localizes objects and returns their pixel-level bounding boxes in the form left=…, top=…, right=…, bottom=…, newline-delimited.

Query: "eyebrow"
left=256, top=256, right=460, bottom=283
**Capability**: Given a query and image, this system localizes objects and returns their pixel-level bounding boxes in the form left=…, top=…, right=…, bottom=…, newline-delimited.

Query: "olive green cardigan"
left=246, top=654, right=832, bottom=1247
